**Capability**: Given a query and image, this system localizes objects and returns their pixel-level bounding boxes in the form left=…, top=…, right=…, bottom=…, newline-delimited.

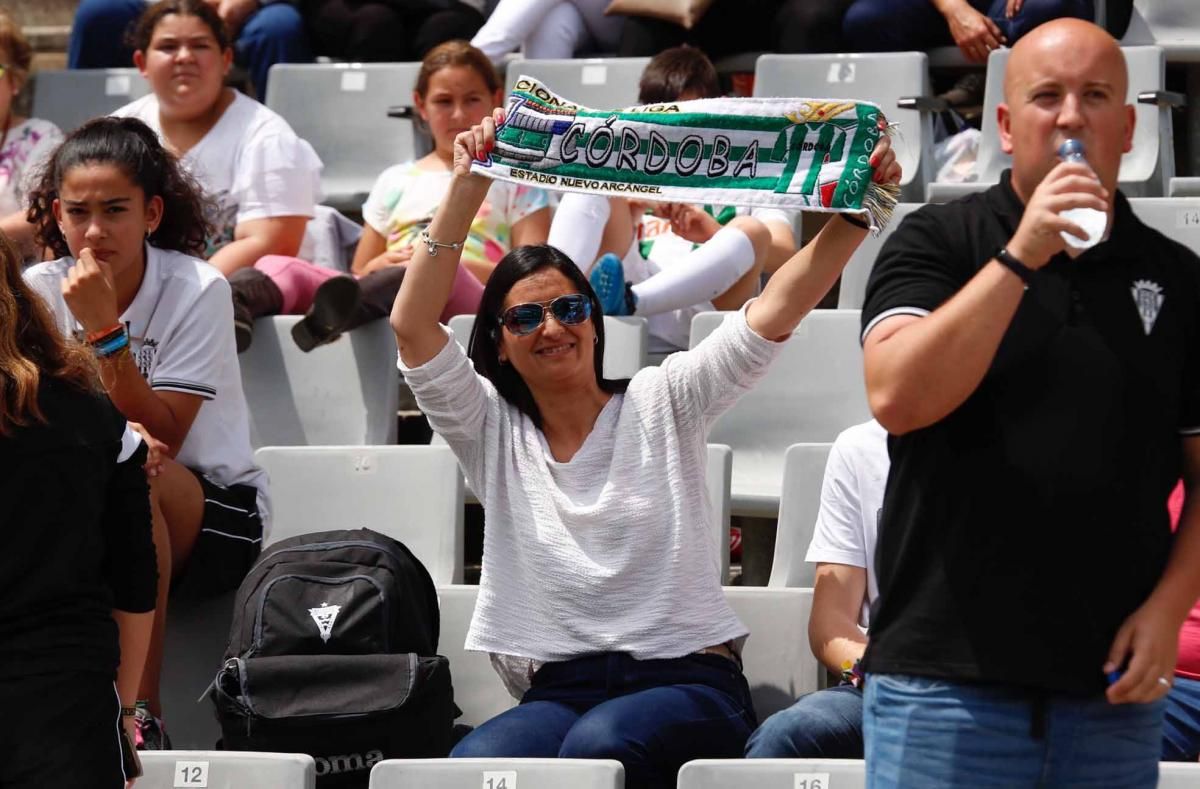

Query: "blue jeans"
left=843, top=0, right=1094, bottom=52
left=68, top=0, right=311, bottom=100
left=745, top=684, right=864, bottom=758
left=864, top=673, right=1165, bottom=788
left=1162, top=675, right=1200, bottom=761
left=451, top=652, right=757, bottom=789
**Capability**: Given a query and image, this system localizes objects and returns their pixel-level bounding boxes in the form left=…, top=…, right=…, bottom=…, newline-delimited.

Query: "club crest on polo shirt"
left=1131, top=279, right=1164, bottom=335
left=308, top=602, right=341, bottom=642
left=133, top=337, right=160, bottom=378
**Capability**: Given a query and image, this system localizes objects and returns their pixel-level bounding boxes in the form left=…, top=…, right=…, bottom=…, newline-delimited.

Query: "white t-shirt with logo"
left=114, top=91, right=322, bottom=258
left=25, top=246, right=270, bottom=528
left=805, top=418, right=888, bottom=629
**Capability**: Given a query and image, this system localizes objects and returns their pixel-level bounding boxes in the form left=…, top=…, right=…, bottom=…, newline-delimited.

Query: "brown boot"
left=291, top=276, right=363, bottom=352
left=229, top=268, right=283, bottom=353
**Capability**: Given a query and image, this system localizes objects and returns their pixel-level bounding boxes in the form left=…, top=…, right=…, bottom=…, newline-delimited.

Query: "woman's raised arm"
left=391, top=108, right=503, bottom=367
left=746, top=134, right=902, bottom=341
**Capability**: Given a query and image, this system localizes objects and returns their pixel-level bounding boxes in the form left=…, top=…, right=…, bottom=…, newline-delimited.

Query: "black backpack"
left=210, top=529, right=455, bottom=787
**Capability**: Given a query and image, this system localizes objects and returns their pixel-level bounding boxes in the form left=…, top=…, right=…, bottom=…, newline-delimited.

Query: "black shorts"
left=0, top=673, right=126, bottom=789
left=172, top=470, right=264, bottom=600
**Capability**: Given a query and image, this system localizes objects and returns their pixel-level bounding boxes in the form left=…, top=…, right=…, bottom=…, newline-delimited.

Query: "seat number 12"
left=174, top=761, right=209, bottom=787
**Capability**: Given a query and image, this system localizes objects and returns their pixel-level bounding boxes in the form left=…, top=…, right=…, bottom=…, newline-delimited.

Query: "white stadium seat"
left=690, top=310, right=870, bottom=518
left=725, top=587, right=820, bottom=718
left=1122, top=0, right=1200, bottom=61
left=239, top=316, right=400, bottom=447
left=139, top=750, right=316, bottom=788
left=504, top=57, right=652, bottom=109
left=837, top=203, right=923, bottom=310
left=266, top=62, right=426, bottom=214
left=1129, top=197, right=1200, bottom=249
left=370, top=758, right=624, bottom=789
left=254, top=445, right=465, bottom=583
left=928, top=46, right=1180, bottom=201
left=754, top=53, right=941, bottom=204
left=769, top=443, right=834, bottom=589
left=707, top=444, right=734, bottom=584
left=1159, top=762, right=1200, bottom=788
left=678, top=758, right=865, bottom=789
left=31, top=68, right=151, bottom=133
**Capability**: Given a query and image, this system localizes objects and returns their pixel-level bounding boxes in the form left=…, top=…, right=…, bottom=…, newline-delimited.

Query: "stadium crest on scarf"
left=471, top=76, right=898, bottom=230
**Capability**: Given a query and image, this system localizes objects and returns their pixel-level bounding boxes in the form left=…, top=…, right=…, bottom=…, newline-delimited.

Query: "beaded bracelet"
left=86, top=323, right=125, bottom=344
left=94, top=329, right=130, bottom=359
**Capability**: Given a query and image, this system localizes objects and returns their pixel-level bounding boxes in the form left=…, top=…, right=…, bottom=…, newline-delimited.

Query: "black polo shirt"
left=860, top=171, right=1200, bottom=696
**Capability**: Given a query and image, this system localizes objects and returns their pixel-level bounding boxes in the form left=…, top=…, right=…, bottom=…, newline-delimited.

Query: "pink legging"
left=254, top=256, right=486, bottom=322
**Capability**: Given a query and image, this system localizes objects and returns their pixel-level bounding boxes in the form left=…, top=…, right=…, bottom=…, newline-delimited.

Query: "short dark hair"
left=129, top=0, right=231, bottom=54
left=638, top=45, right=719, bottom=104
left=467, top=245, right=629, bottom=429
left=27, top=116, right=213, bottom=259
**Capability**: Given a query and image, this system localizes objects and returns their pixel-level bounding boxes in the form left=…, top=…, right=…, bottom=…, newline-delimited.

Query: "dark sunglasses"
left=499, top=293, right=592, bottom=336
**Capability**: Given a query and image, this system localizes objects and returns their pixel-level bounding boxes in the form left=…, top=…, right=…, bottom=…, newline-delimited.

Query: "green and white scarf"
left=471, top=75, right=899, bottom=230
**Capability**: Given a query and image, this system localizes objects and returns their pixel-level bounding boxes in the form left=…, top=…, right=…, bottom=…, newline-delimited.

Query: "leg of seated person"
left=68, top=0, right=144, bottom=68
left=775, top=0, right=856, bottom=53
left=568, top=0, right=625, bottom=54
left=525, top=2, right=590, bottom=59
left=236, top=3, right=312, bottom=101
left=842, top=0, right=956, bottom=52
left=140, top=458, right=204, bottom=717
left=471, top=0, right=567, bottom=61
left=316, top=0, right=409, bottom=62
left=987, top=0, right=1094, bottom=43
left=1162, top=675, right=1200, bottom=761
left=347, top=262, right=482, bottom=330
left=414, top=6, right=487, bottom=59
left=745, top=685, right=864, bottom=758
left=548, top=193, right=613, bottom=274
left=633, top=216, right=769, bottom=316
left=450, top=701, right=582, bottom=757
left=256, top=255, right=341, bottom=315
left=557, top=666, right=756, bottom=787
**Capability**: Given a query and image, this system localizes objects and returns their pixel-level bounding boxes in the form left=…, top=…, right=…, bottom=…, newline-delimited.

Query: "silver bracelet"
left=420, top=229, right=464, bottom=257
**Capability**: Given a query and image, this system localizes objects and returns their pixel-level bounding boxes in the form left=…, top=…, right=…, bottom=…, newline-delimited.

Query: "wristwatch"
left=994, top=247, right=1034, bottom=284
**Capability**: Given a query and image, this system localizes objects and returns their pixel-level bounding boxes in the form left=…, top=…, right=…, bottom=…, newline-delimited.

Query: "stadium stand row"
left=133, top=750, right=1200, bottom=787
left=27, top=42, right=1197, bottom=213
left=160, top=441, right=795, bottom=748
left=230, top=185, right=1200, bottom=522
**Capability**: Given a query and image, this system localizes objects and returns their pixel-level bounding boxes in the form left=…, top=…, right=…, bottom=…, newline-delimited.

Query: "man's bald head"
left=997, top=18, right=1133, bottom=204
left=1005, top=18, right=1127, bottom=105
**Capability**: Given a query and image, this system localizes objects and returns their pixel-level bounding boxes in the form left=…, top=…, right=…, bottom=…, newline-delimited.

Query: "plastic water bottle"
left=1057, top=139, right=1108, bottom=250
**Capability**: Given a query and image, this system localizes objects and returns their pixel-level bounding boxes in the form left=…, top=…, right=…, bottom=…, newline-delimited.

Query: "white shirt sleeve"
left=398, top=328, right=493, bottom=491
left=805, top=439, right=869, bottom=568
left=231, top=132, right=322, bottom=224
left=118, top=424, right=145, bottom=463
left=149, top=277, right=234, bottom=400
left=659, top=303, right=784, bottom=430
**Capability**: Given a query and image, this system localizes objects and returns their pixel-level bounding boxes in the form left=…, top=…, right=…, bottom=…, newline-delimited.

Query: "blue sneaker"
left=589, top=253, right=635, bottom=316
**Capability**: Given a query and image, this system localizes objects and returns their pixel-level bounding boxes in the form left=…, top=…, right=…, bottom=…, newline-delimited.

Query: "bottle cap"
left=1058, top=138, right=1085, bottom=161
